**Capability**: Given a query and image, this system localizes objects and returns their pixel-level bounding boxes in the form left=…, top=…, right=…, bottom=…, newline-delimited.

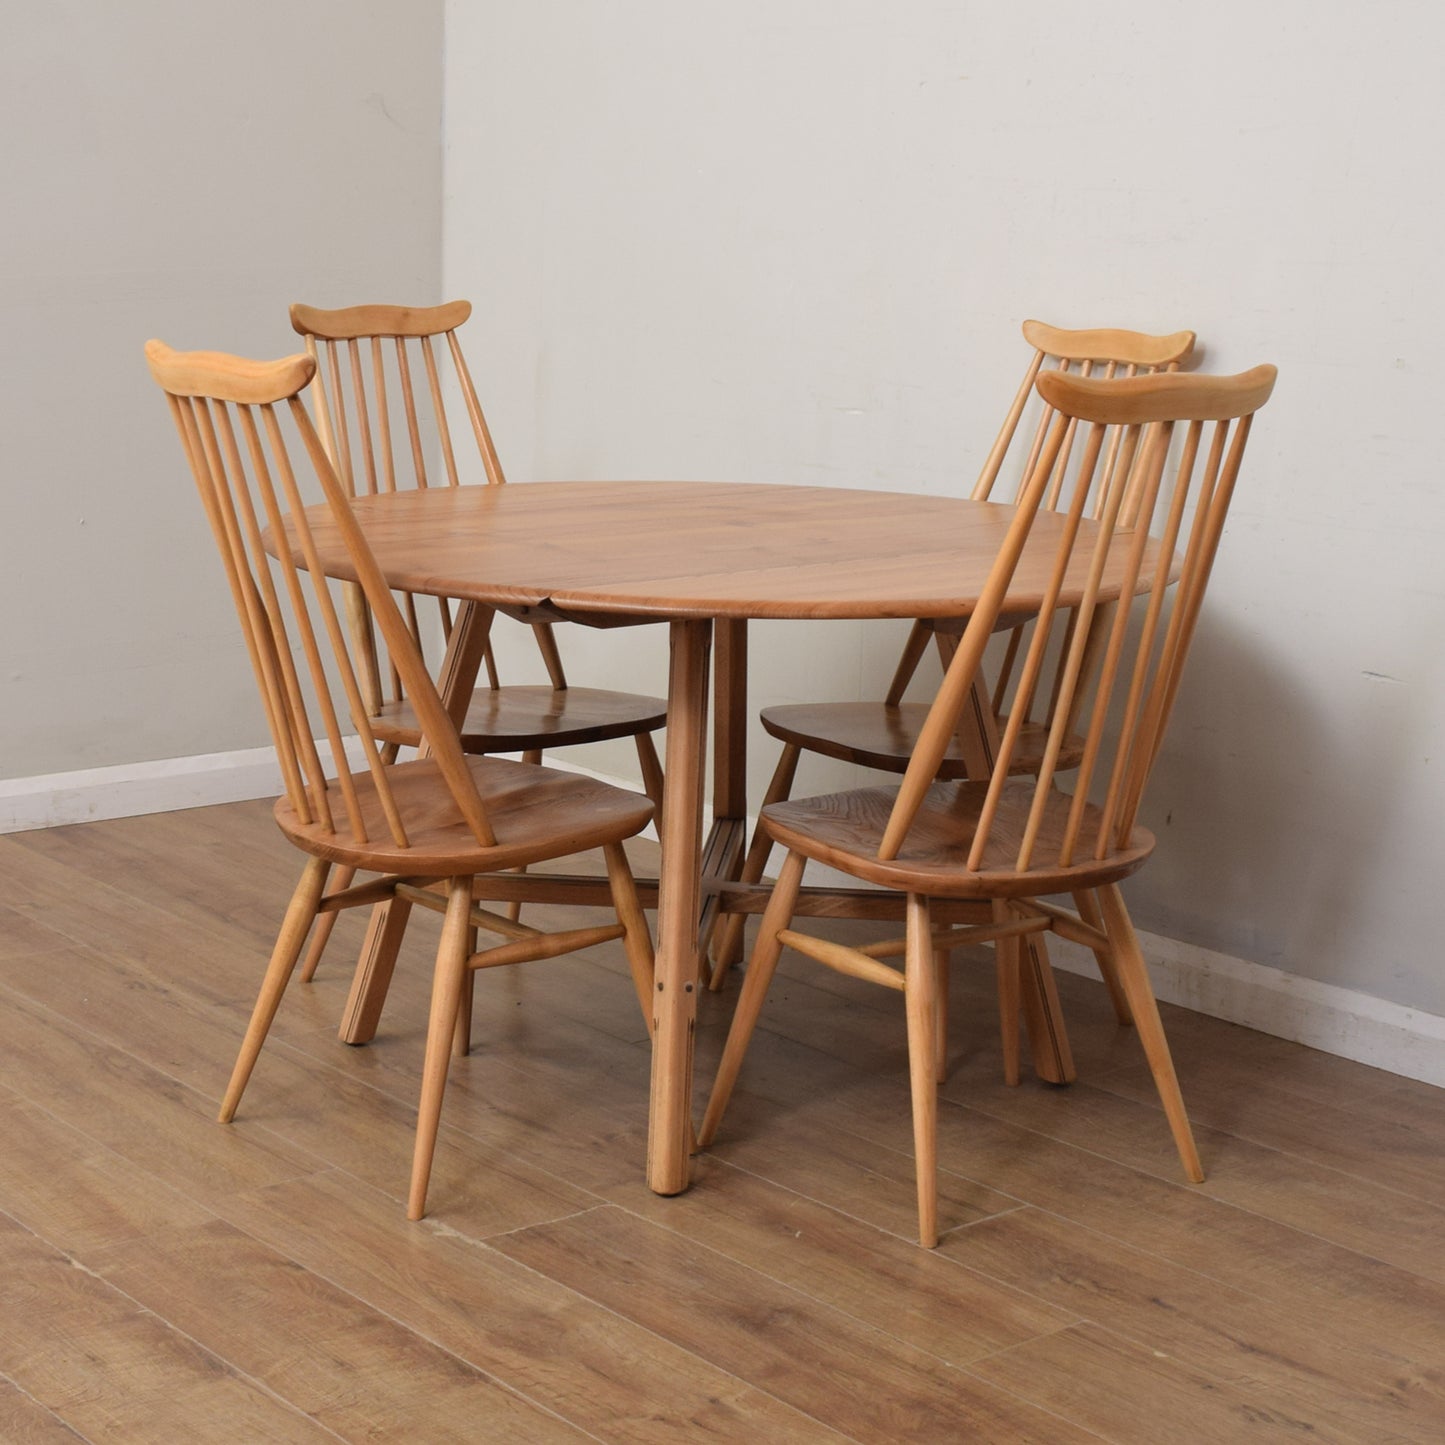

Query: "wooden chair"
left=711, top=321, right=1196, bottom=989
left=699, top=361, right=1277, bottom=1246
left=145, top=339, right=657, bottom=1221
left=288, top=300, right=667, bottom=977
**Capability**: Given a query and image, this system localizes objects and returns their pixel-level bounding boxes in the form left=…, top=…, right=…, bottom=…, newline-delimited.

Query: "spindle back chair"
left=713, top=320, right=1196, bottom=984
left=289, top=301, right=666, bottom=974
left=146, top=338, right=656, bottom=1221
left=700, top=361, right=1277, bottom=1246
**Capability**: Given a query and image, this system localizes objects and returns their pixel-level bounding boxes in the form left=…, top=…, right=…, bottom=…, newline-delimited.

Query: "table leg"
left=648, top=617, right=712, bottom=1195
left=338, top=602, right=492, bottom=1045
left=697, top=620, right=749, bottom=969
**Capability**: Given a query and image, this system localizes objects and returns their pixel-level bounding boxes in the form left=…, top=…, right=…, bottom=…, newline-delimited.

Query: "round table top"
left=296, top=480, right=1168, bottom=621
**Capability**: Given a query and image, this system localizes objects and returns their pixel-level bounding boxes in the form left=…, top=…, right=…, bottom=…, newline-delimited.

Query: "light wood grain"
left=0, top=1215, right=331, bottom=1443
left=494, top=1205, right=1101, bottom=1442
left=291, top=480, right=1175, bottom=621
left=92, top=1218, right=588, bottom=1442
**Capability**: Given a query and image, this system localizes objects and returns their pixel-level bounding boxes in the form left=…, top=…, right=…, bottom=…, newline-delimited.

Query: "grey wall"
left=443, top=0, right=1445, bottom=1016
left=0, top=1, right=443, bottom=776
left=8, top=0, right=1442, bottom=1022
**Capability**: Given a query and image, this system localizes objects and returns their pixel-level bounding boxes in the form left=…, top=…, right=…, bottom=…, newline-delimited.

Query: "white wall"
left=444, top=0, right=1445, bottom=1017
left=0, top=1, right=443, bottom=778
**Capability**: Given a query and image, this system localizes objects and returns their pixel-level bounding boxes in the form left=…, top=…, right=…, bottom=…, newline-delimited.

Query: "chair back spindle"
left=289, top=302, right=568, bottom=710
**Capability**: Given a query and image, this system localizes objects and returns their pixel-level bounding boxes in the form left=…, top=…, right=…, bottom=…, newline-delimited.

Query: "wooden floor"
left=0, top=800, right=1442, bottom=1442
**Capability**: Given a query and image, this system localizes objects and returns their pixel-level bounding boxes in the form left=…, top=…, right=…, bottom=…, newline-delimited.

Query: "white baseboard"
left=1, top=747, right=1439, bottom=1086
left=1, top=746, right=290, bottom=833
left=1045, top=930, right=1445, bottom=1089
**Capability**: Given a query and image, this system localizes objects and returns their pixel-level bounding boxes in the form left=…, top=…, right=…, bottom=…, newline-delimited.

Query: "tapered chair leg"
left=1096, top=883, right=1204, bottom=1183
left=340, top=895, right=413, bottom=1045
left=220, top=855, right=331, bottom=1122
left=408, top=877, right=476, bottom=1221
left=298, top=864, right=355, bottom=982
left=504, top=749, right=543, bottom=924
left=636, top=732, right=665, bottom=846
left=904, top=894, right=940, bottom=1248
left=452, top=926, right=479, bottom=1057
left=933, top=947, right=951, bottom=1083
left=992, top=899, right=1023, bottom=1087
left=697, top=849, right=806, bottom=1147
left=1073, top=888, right=1133, bottom=1025
left=710, top=743, right=801, bottom=988
left=604, top=841, right=657, bottom=1025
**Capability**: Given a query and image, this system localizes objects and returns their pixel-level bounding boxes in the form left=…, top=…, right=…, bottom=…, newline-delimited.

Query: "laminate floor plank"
left=0, top=836, right=297, bottom=1019
left=89, top=1219, right=588, bottom=1443
left=601, top=1155, right=1071, bottom=1363
left=900, top=1092, right=1445, bottom=1352
left=218, top=1169, right=851, bottom=1444
left=1096, top=1057, right=1445, bottom=1200
left=0, top=905, right=72, bottom=962
left=9, top=813, right=325, bottom=954
left=0, top=1096, right=214, bottom=1255
left=941, top=1206, right=1445, bottom=1442
left=936, top=1075, right=1445, bottom=1283
left=0, top=1216, right=334, bottom=1444
left=0, top=1375, right=89, bottom=1444
left=494, top=1204, right=1100, bottom=1443
left=0, top=982, right=320, bottom=1207
left=966, top=1321, right=1367, bottom=1445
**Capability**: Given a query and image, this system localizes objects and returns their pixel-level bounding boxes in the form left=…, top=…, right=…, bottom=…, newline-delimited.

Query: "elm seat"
left=375, top=685, right=667, bottom=754
left=759, top=700, right=1086, bottom=778
left=761, top=780, right=1154, bottom=901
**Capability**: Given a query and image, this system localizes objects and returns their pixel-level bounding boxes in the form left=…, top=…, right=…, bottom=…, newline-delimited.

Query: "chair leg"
left=452, top=926, right=479, bottom=1057
left=1019, top=932, right=1076, bottom=1085
left=604, top=841, right=657, bottom=1026
left=298, top=864, right=355, bottom=982
left=505, top=749, right=543, bottom=924
left=992, top=900, right=1023, bottom=1087
left=408, top=877, right=476, bottom=1221
left=1073, top=888, right=1133, bottom=1025
left=697, top=850, right=806, bottom=1147
left=636, top=731, right=665, bottom=846
left=933, top=947, right=950, bottom=1084
left=710, top=742, right=800, bottom=989
left=220, top=855, right=331, bottom=1122
left=340, top=895, right=413, bottom=1045
left=1096, top=883, right=1204, bottom=1183
left=904, top=893, right=940, bottom=1248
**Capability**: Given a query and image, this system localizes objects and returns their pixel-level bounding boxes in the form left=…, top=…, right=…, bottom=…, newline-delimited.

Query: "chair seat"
left=275, top=754, right=654, bottom=875
left=762, top=779, right=1154, bottom=899
left=371, top=685, right=667, bottom=752
left=760, top=702, right=1084, bottom=778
